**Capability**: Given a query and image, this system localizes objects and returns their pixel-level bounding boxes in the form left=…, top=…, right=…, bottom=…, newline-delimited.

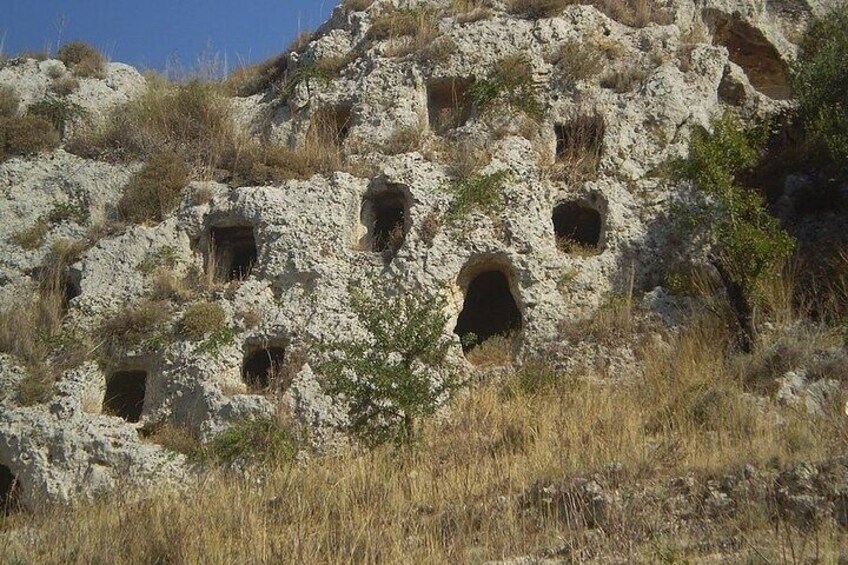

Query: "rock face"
left=0, top=0, right=832, bottom=506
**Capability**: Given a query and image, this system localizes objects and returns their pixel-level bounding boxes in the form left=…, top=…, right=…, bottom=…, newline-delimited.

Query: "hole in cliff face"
left=103, top=370, right=147, bottom=423
left=309, top=104, right=353, bottom=146
left=360, top=184, right=410, bottom=254
left=706, top=10, right=791, bottom=100
left=242, top=346, right=287, bottom=392
left=210, top=226, right=257, bottom=282
left=552, top=201, right=603, bottom=254
left=1, top=465, right=22, bottom=515
left=555, top=115, right=606, bottom=174
left=454, top=269, right=522, bottom=357
left=427, top=78, right=474, bottom=135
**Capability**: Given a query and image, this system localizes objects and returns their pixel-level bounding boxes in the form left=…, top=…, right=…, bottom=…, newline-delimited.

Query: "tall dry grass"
left=2, top=302, right=846, bottom=562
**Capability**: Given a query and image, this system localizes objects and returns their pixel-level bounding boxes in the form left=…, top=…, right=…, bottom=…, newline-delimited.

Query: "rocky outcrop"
left=0, top=0, right=835, bottom=505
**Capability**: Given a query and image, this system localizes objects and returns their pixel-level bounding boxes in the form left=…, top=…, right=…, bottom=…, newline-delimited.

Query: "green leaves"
left=680, top=113, right=794, bottom=295
left=445, top=170, right=512, bottom=222
left=469, top=55, right=543, bottom=119
left=319, top=286, right=461, bottom=447
left=791, top=4, right=848, bottom=172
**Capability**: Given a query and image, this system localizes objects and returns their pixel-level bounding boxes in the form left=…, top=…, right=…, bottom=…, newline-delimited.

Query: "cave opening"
left=360, top=185, right=409, bottom=254
left=0, top=464, right=22, bottom=515
left=706, top=10, right=791, bottom=100
left=103, top=370, right=147, bottom=423
left=454, top=269, right=522, bottom=355
left=242, top=346, right=287, bottom=393
left=210, top=226, right=257, bottom=282
left=552, top=202, right=602, bottom=253
left=427, top=77, right=474, bottom=135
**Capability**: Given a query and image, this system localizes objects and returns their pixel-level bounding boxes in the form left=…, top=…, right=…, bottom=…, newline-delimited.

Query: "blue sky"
left=2, top=0, right=340, bottom=73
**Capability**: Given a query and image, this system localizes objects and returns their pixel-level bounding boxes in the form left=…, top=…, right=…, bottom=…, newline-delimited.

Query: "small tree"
left=791, top=3, right=848, bottom=174
left=678, top=114, right=795, bottom=351
left=320, top=286, right=461, bottom=447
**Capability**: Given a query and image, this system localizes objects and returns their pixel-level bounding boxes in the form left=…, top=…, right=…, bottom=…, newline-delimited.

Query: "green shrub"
left=203, top=418, right=295, bottom=466
left=678, top=114, right=795, bottom=350
left=791, top=3, right=848, bottom=173
left=179, top=302, right=226, bottom=341
left=0, top=85, right=18, bottom=117
left=0, top=115, right=60, bottom=162
left=319, top=286, right=461, bottom=447
left=117, top=152, right=189, bottom=224
left=446, top=170, right=512, bottom=222
left=469, top=55, right=543, bottom=118
left=27, top=97, right=85, bottom=136
left=57, top=41, right=106, bottom=78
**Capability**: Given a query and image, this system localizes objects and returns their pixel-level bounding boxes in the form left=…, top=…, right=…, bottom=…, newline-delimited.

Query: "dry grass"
left=117, top=151, right=190, bottom=224
left=583, top=0, right=676, bottom=28
left=451, top=0, right=493, bottom=23
left=0, top=114, right=60, bottom=162
left=343, top=0, right=376, bottom=12
left=507, top=0, right=575, bottom=19
left=2, top=305, right=847, bottom=561
left=179, top=302, right=227, bottom=341
left=98, top=300, right=171, bottom=360
left=546, top=40, right=605, bottom=87
left=381, top=120, right=425, bottom=155
left=49, top=76, right=80, bottom=97
left=551, top=114, right=606, bottom=181
left=9, top=220, right=49, bottom=249
left=465, top=332, right=519, bottom=367
left=368, top=7, right=440, bottom=58
left=0, top=85, right=18, bottom=117
left=600, top=65, right=649, bottom=93
left=57, top=41, right=106, bottom=79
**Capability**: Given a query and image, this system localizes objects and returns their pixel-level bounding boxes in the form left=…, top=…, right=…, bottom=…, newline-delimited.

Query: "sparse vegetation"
left=201, top=417, right=295, bottom=466
left=677, top=113, right=795, bottom=351
left=585, top=0, right=675, bottom=28
left=0, top=114, right=60, bottom=162
left=98, top=300, right=171, bottom=359
left=117, top=151, right=189, bottom=224
left=507, top=0, right=574, bottom=19
left=445, top=170, right=512, bottom=222
left=49, top=76, right=80, bottom=97
left=343, top=0, right=376, bottom=12
left=368, top=7, right=440, bottom=58
left=27, top=97, right=85, bottom=136
left=320, top=286, right=461, bottom=446
left=57, top=41, right=106, bottom=78
left=547, top=40, right=605, bottom=87
left=0, top=85, right=18, bottom=117
left=9, top=220, right=49, bottom=250
left=470, top=55, right=543, bottom=119
left=179, top=302, right=226, bottom=341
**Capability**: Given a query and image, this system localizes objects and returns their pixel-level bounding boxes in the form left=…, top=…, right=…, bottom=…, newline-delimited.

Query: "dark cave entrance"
left=552, top=202, right=602, bottom=253
left=0, top=464, right=22, bottom=515
left=427, top=77, right=474, bottom=135
left=360, top=185, right=410, bottom=254
left=242, top=346, right=287, bottom=392
left=210, top=226, right=257, bottom=282
left=103, top=370, right=147, bottom=423
left=310, top=104, right=353, bottom=146
left=454, top=269, right=522, bottom=354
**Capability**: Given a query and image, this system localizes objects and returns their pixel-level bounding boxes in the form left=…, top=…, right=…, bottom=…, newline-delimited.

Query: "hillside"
left=1, top=0, right=847, bottom=562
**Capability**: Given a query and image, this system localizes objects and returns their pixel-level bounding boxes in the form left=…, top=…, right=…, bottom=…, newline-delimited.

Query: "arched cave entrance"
left=242, top=346, right=287, bottom=392
left=210, top=226, right=257, bottom=282
left=427, top=77, right=474, bottom=135
left=103, top=370, right=147, bottom=423
left=552, top=202, right=602, bottom=254
left=360, top=185, right=410, bottom=254
left=705, top=10, right=791, bottom=100
left=454, top=269, right=522, bottom=354
left=1, top=464, right=22, bottom=515
left=309, top=104, right=353, bottom=146
left=555, top=115, right=605, bottom=174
